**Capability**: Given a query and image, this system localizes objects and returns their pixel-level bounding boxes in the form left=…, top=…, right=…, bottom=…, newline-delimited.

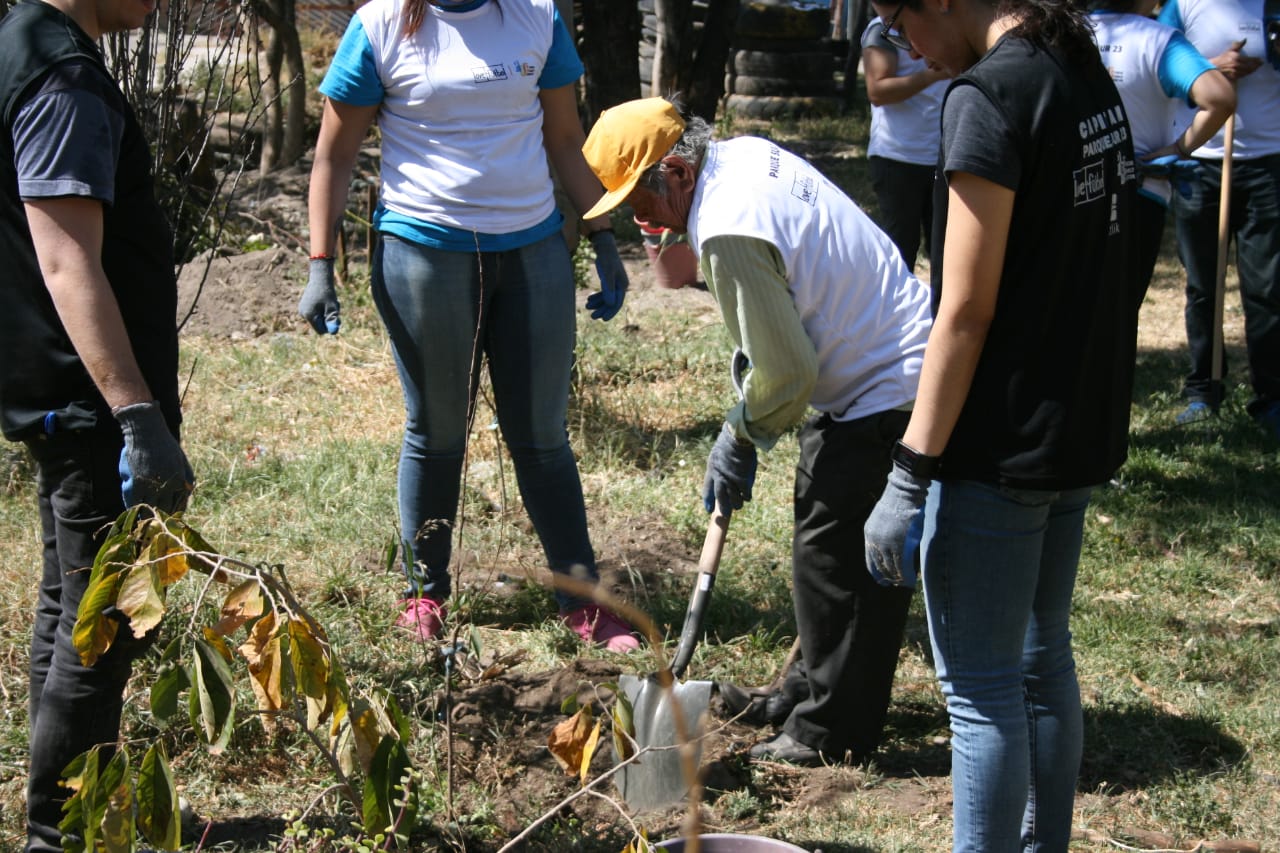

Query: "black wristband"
left=891, top=439, right=942, bottom=479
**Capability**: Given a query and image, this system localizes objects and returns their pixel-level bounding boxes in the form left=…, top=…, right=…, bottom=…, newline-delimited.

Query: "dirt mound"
left=177, top=246, right=309, bottom=339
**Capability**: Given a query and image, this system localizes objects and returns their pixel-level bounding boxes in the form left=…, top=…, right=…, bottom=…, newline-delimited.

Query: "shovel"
left=616, top=505, right=729, bottom=811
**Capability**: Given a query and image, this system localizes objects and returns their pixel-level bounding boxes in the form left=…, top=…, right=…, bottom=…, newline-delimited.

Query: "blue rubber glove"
left=115, top=401, right=194, bottom=514
left=702, top=422, right=757, bottom=514
left=585, top=230, right=629, bottom=321
left=863, top=465, right=929, bottom=589
left=299, top=257, right=341, bottom=334
left=1140, top=155, right=1200, bottom=200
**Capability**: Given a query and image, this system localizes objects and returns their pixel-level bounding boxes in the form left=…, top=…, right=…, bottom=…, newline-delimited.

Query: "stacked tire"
left=639, top=0, right=709, bottom=97
left=726, top=1, right=839, bottom=120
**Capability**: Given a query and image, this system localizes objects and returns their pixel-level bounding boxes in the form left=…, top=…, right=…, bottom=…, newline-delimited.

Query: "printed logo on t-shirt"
left=512, top=59, right=538, bottom=76
left=1074, top=160, right=1106, bottom=206
left=1078, top=105, right=1129, bottom=158
left=792, top=173, right=819, bottom=205
left=472, top=63, right=509, bottom=83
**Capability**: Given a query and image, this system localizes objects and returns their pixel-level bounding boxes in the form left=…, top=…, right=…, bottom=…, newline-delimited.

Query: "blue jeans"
left=922, top=480, right=1092, bottom=853
left=1172, top=153, right=1280, bottom=414
left=25, top=430, right=156, bottom=853
left=371, top=232, right=596, bottom=610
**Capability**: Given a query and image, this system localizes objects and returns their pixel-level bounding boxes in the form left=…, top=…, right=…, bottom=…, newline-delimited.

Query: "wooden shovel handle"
left=669, top=506, right=730, bottom=679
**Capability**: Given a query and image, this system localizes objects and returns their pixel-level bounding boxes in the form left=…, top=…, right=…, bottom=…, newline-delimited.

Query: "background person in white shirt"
left=1087, top=0, right=1234, bottom=312
left=861, top=14, right=949, bottom=270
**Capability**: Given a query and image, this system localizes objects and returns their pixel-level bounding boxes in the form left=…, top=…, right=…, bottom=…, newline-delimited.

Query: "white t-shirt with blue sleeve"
left=320, top=0, right=583, bottom=249
left=1090, top=11, right=1214, bottom=204
left=1159, top=0, right=1280, bottom=160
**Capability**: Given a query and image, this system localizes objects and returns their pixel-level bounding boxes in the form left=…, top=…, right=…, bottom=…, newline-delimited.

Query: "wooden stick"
left=1211, top=113, right=1235, bottom=384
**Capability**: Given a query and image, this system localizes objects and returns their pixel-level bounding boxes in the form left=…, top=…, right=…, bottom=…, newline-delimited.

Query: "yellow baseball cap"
left=581, top=98, right=687, bottom=220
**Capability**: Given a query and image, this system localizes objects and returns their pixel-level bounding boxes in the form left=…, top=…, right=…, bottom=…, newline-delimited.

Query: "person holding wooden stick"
left=1158, top=0, right=1280, bottom=435
left=1086, top=0, right=1235, bottom=313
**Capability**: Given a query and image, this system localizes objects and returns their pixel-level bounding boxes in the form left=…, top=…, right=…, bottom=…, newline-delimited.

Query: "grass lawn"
left=1, top=110, right=1278, bottom=852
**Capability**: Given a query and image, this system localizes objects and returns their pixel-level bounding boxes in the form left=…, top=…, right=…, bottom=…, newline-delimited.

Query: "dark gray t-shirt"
left=13, top=58, right=122, bottom=203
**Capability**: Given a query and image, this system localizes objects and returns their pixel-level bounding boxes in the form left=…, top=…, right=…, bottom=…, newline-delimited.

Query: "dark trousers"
left=24, top=432, right=152, bottom=853
left=1172, top=153, right=1280, bottom=414
left=784, top=409, right=915, bottom=760
left=869, top=156, right=936, bottom=272
left=1134, top=194, right=1168, bottom=315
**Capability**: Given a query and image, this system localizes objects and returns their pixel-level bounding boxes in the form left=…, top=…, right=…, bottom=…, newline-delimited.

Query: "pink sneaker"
left=561, top=604, right=641, bottom=653
left=395, top=595, right=447, bottom=641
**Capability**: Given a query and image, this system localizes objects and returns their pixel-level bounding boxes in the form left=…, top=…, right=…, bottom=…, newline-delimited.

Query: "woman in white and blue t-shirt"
left=861, top=15, right=949, bottom=271
left=299, top=0, right=639, bottom=651
left=1089, top=0, right=1234, bottom=311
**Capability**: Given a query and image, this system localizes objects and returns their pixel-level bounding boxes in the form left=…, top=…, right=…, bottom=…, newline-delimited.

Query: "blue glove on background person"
left=863, top=465, right=929, bottom=589
left=703, top=421, right=757, bottom=514
left=585, top=230, right=629, bottom=321
left=115, top=401, right=194, bottom=514
left=1140, top=154, right=1200, bottom=200
left=299, top=257, right=341, bottom=334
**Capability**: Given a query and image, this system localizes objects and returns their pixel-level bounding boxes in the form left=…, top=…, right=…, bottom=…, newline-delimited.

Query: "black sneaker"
left=713, top=682, right=773, bottom=726
left=748, top=731, right=824, bottom=767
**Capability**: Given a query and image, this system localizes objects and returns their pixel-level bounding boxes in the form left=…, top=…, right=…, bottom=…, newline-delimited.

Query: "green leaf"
left=72, top=562, right=126, bottom=667
left=612, top=689, right=636, bottom=762
left=138, top=743, right=181, bottom=851
left=362, top=735, right=417, bottom=843
left=384, top=692, right=412, bottom=745
left=190, top=637, right=236, bottom=753
left=100, top=777, right=134, bottom=853
left=159, top=635, right=182, bottom=663
left=58, top=749, right=97, bottom=851
left=151, top=660, right=190, bottom=722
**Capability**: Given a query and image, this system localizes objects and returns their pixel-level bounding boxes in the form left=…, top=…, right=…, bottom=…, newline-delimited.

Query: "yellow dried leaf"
left=142, top=525, right=191, bottom=586
left=579, top=719, right=602, bottom=785
left=547, top=705, right=594, bottom=776
left=238, top=612, right=284, bottom=716
left=116, top=563, right=165, bottom=638
left=214, top=579, right=264, bottom=636
left=201, top=627, right=234, bottom=663
left=288, top=618, right=331, bottom=701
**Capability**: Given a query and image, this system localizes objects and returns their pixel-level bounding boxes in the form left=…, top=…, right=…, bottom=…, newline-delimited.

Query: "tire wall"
left=638, top=0, right=843, bottom=120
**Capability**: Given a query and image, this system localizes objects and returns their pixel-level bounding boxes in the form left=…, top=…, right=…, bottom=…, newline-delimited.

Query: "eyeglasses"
left=881, top=1, right=913, bottom=52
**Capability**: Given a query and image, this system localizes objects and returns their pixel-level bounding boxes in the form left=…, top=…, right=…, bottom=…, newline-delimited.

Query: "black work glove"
left=115, top=401, right=194, bottom=514
left=702, top=421, right=757, bottom=514
left=863, top=465, right=929, bottom=589
left=299, top=257, right=341, bottom=334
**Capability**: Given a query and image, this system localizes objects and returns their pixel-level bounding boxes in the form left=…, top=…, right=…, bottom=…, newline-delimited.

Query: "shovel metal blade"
left=615, top=673, right=714, bottom=811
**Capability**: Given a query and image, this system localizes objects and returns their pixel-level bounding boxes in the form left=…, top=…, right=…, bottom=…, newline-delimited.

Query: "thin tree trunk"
left=580, top=0, right=641, bottom=126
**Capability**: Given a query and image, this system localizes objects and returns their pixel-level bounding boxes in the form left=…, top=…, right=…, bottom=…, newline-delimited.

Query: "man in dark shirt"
left=0, top=0, right=194, bottom=849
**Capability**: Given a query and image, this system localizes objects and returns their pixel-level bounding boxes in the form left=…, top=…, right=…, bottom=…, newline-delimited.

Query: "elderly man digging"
left=580, top=96, right=932, bottom=766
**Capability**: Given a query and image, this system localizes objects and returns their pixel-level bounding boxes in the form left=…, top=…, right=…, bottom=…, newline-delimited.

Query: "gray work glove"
left=863, top=465, right=929, bottom=589
left=702, top=421, right=757, bottom=514
left=585, top=230, right=629, bottom=321
left=299, top=257, right=341, bottom=334
left=115, top=401, right=194, bottom=514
